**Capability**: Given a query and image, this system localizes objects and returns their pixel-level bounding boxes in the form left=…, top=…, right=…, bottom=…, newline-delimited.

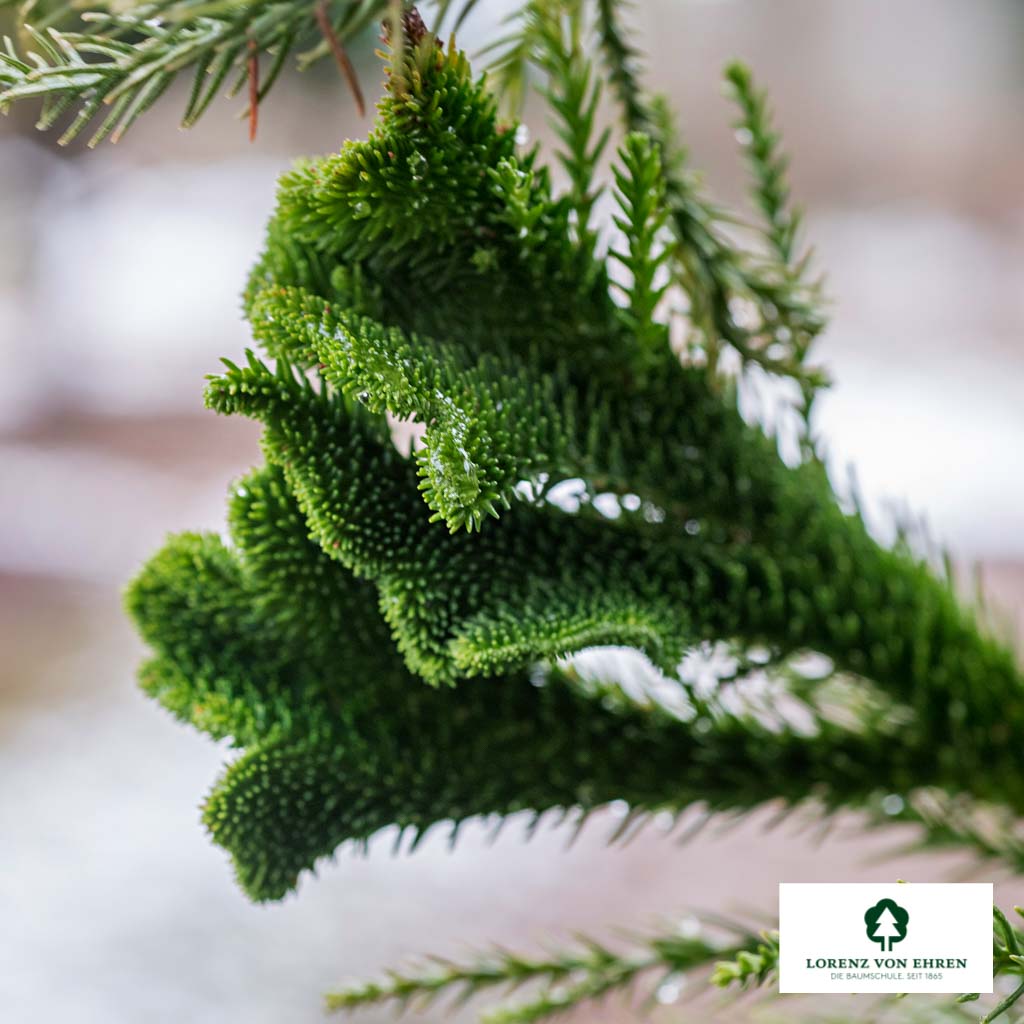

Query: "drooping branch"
left=0, top=0, right=385, bottom=145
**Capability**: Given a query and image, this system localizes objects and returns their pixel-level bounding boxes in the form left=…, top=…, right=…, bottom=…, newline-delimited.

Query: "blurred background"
left=1, top=1, right=1023, bottom=1020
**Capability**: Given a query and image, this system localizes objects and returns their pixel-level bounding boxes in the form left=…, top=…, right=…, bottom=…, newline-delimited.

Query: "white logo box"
left=778, top=882, right=993, bottom=994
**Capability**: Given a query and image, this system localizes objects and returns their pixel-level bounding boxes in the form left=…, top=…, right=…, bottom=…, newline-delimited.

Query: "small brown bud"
left=382, top=5, right=429, bottom=47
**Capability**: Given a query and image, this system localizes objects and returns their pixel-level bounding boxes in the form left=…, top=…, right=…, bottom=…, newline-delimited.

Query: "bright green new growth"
left=113, top=3, right=1024, bottom=1021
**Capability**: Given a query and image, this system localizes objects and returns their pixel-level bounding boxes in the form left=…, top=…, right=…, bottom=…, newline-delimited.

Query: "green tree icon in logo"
left=864, top=898, right=910, bottom=952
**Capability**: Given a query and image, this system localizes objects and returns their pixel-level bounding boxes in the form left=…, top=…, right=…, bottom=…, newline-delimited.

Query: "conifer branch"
left=107, top=8, right=1024, bottom=1024
left=594, top=0, right=828, bottom=395
left=0, top=0, right=386, bottom=145
left=724, top=59, right=826, bottom=434
left=326, top=924, right=751, bottom=1020
left=124, top=22, right=1024, bottom=901
left=609, top=131, right=671, bottom=370
left=328, top=908, right=1024, bottom=1023
left=128, top=445, right=1024, bottom=900
left=524, top=0, right=609, bottom=244
left=724, top=61, right=799, bottom=267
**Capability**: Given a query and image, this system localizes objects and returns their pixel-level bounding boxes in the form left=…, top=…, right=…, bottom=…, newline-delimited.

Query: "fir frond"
left=326, top=924, right=750, bottom=1020
left=204, top=350, right=1024, bottom=814
left=0, top=0, right=385, bottom=145
left=328, top=909, right=1024, bottom=1023
left=127, top=448, right=1021, bottom=899
left=522, top=0, right=610, bottom=243
left=594, top=0, right=828, bottom=393
left=724, top=59, right=826, bottom=432
left=609, top=131, right=671, bottom=369
left=724, top=61, right=800, bottom=267
left=129, top=435, right=1024, bottom=902
left=116, top=13, right=1024, bottom=1023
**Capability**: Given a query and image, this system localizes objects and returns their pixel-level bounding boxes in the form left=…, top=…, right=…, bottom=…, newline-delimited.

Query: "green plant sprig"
left=594, top=0, right=827, bottom=401
left=326, top=923, right=753, bottom=1021
left=0, top=0, right=389, bottom=145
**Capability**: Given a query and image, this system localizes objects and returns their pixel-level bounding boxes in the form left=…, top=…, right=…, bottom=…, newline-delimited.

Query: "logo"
left=864, top=898, right=909, bottom=952
left=778, top=883, right=993, bottom=994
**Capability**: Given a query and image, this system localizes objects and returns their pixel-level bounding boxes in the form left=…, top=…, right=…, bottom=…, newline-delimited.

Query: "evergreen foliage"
left=10, top=0, right=1020, bottom=1019
left=0, top=0, right=454, bottom=143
